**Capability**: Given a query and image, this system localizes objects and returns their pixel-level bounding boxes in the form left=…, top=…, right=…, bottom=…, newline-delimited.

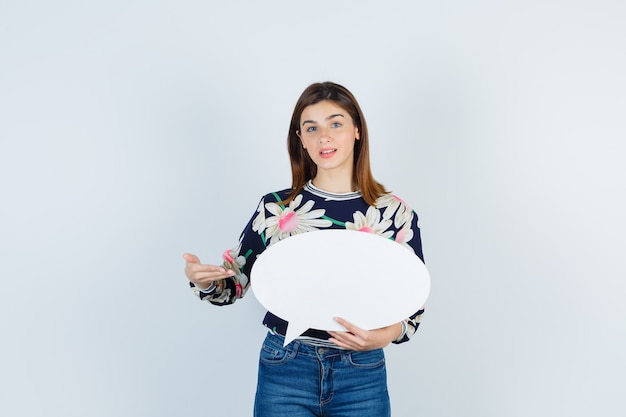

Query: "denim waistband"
left=264, top=331, right=351, bottom=356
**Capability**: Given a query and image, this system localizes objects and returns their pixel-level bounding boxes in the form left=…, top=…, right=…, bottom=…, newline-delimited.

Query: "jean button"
left=317, top=348, right=327, bottom=354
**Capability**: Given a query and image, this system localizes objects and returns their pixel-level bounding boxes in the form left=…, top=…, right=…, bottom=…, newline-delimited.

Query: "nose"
left=318, top=127, right=331, bottom=142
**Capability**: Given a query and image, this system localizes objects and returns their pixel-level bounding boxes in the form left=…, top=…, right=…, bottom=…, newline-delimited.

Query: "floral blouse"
left=191, top=181, right=426, bottom=344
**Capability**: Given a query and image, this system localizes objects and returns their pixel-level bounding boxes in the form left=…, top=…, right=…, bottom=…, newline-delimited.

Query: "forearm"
left=392, top=308, right=425, bottom=344
left=190, top=273, right=248, bottom=306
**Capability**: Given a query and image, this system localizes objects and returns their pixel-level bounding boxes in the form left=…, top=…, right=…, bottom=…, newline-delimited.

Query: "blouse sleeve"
left=190, top=196, right=268, bottom=306
left=391, top=205, right=426, bottom=345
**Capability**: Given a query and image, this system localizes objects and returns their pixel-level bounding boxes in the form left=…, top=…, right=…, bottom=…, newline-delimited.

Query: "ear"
left=355, top=128, right=360, bottom=140
left=296, top=130, right=306, bottom=148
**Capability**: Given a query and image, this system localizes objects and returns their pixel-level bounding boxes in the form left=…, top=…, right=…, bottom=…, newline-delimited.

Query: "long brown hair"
left=286, top=82, right=388, bottom=206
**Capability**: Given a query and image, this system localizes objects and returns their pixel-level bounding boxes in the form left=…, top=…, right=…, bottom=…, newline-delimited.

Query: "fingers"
left=328, top=331, right=363, bottom=350
left=328, top=318, right=399, bottom=351
left=183, top=253, right=200, bottom=263
left=186, top=263, right=234, bottom=278
left=188, top=264, right=234, bottom=278
left=333, top=317, right=365, bottom=336
left=182, top=253, right=235, bottom=286
left=328, top=317, right=367, bottom=350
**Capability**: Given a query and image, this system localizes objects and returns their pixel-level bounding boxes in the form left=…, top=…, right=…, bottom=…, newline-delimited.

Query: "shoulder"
left=375, top=192, right=414, bottom=212
left=374, top=192, right=420, bottom=229
left=259, top=187, right=293, bottom=203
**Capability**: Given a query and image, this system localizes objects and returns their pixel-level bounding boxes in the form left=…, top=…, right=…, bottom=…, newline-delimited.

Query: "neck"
left=312, top=172, right=357, bottom=194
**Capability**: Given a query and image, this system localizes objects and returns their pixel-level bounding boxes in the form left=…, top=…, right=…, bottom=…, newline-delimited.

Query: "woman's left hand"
left=327, top=317, right=403, bottom=351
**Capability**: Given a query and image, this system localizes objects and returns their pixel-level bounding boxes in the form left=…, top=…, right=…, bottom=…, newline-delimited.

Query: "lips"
left=319, top=148, right=337, bottom=159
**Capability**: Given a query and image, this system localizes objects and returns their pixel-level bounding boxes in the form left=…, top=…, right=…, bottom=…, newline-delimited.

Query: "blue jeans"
left=254, top=332, right=391, bottom=417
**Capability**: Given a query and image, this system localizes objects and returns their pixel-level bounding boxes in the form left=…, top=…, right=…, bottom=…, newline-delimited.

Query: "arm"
left=184, top=252, right=246, bottom=306
left=185, top=196, right=268, bottom=306
left=328, top=203, right=427, bottom=350
left=392, top=205, right=426, bottom=344
left=392, top=308, right=426, bottom=344
left=328, top=318, right=403, bottom=350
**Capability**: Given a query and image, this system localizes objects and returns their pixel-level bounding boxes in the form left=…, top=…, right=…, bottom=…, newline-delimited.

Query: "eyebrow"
left=301, top=113, right=345, bottom=125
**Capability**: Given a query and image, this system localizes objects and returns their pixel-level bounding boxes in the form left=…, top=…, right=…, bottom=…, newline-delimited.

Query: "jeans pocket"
left=346, top=349, right=385, bottom=369
left=259, top=342, right=293, bottom=366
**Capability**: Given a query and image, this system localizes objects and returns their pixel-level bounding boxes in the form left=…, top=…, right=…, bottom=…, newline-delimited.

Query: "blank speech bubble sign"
left=251, top=229, right=431, bottom=346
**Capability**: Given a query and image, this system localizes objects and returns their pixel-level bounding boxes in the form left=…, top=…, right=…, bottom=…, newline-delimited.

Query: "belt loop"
left=289, top=339, right=301, bottom=358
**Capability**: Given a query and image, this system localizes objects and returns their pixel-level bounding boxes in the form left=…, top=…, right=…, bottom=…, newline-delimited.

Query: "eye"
left=306, top=126, right=317, bottom=132
left=331, top=122, right=342, bottom=128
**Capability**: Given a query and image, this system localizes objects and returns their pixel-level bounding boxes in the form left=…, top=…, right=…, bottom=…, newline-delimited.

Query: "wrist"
left=194, top=282, right=215, bottom=292
left=389, top=322, right=404, bottom=342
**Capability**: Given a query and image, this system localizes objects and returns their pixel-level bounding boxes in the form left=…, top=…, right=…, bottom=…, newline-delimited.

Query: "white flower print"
left=393, top=204, right=413, bottom=229
left=345, top=206, right=393, bottom=238
left=220, top=243, right=250, bottom=289
left=210, top=288, right=232, bottom=305
left=394, top=223, right=415, bottom=249
left=222, top=244, right=246, bottom=274
left=252, top=198, right=266, bottom=235
left=375, top=193, right=402, bottom=221
left=264, top=194, right=332, bottom=244
left=376, top=193, right=413, bottom=229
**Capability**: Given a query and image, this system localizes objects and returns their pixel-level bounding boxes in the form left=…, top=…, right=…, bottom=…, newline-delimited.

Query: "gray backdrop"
left=1, top=1, right=624, bottom=416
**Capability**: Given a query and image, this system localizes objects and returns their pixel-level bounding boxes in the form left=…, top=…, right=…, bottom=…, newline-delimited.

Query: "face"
left=296, top=100, right=360, bottom=176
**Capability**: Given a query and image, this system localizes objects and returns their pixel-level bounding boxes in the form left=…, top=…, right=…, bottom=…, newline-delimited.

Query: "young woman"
left=183, top=82, right=425, bottom=417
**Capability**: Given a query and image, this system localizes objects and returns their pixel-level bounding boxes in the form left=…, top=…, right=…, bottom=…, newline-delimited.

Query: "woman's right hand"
left=183, top=253, right=235, bottom=290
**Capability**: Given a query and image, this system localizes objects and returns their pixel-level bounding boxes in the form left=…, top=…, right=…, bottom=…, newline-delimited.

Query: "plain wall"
left=1, top=1, right=624, bottom=416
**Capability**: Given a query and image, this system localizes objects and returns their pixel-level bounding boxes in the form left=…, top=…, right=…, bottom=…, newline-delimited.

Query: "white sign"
left=251, top=229, right=430, bottom=346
